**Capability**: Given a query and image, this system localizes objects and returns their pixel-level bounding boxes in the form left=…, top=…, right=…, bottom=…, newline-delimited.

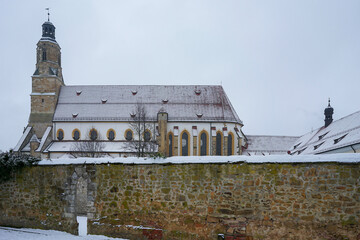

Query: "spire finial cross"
left=45, top=8, right=50, bottom=21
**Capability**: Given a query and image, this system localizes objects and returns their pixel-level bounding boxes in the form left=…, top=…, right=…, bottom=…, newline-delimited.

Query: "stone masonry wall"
left=0, top=161, right=359, bottom=240
left=0, top=165, right=97, bottom=235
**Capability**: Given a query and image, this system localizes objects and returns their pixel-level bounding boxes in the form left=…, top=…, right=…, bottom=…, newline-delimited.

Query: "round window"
left=125, top=130, right=133, bottom=141
left=108, top=130, right=115, bottom=141
left=57, top=129, right=64, bottom=141
left=90, top=129, right=98, bottom=140
left=73, top=130, right=80, bottom=140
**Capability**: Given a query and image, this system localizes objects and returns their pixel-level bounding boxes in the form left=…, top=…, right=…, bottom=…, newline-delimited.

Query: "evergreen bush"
left=0, top=150, right=40, bottom=183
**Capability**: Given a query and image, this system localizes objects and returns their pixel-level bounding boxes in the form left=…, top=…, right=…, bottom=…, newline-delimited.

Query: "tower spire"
left=45, top=8, right=50, bottom=21
left=324, top=98, right=334, bottom=127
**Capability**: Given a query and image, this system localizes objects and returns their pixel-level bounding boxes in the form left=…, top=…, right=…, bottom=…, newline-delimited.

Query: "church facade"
left=14, top=20, right=246, bottom=159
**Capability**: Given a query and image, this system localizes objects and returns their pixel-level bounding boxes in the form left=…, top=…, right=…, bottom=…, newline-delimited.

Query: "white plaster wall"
left=53, top=122, right=157, bottom=141
left=53, top=121, right=243, bottom=155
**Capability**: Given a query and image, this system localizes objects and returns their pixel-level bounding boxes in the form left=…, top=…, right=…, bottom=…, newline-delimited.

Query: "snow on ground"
left=77, top=216, right=87, bottom=236
left=38, top=153, right=360, bottom=166
left=0, top=226, right=128, bottom=240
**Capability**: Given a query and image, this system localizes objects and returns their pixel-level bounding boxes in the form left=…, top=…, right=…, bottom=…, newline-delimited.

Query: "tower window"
left=42, top=99, right=44, bottom=103
left=42, top=50, right=47, bottom=61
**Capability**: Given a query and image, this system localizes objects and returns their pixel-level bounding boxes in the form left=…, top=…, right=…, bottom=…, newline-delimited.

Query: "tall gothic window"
left=181, top=131, right=189, bottom=156
left=200, top=132, right=207, bottom=156
left=216, top=132, right=222, bottom=155
left=228, top=133, right=233, bottom=156
left=168, top=133, right=173, bottom=157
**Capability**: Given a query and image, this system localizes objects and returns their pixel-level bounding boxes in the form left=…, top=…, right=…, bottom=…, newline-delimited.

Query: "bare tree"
left=71, top=127, right=105, bottom=158
left=127, top=103, right=157, bottom=157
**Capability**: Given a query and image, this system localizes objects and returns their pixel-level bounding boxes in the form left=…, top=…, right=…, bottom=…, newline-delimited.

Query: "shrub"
left=0, top=150, right=40, bottom=183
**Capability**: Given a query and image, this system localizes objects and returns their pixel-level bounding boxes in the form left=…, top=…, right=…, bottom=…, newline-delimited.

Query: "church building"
left=14, top=20, right=246, bottom=159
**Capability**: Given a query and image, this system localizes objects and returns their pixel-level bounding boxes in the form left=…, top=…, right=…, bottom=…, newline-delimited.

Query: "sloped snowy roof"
left=289, top=110, right=360, bottom=155
left=53, top=85, right=242, bottom=124
left=36, top=126, right=52, bottom=152
left=243, top=135, right=299, bottom=155
left=14, top=126, right=32, bottom=151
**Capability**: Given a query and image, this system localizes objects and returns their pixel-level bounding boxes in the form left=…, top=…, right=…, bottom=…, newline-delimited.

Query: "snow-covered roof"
left=289, top=110, right=360, bottom=155
left=14, top=126, right=32, bottom=151
left=37, top=153, right=360, bottom=165
left=36, top=126, right=52, bottom=152
left=53, top=85, right=242, bottom=124
left=45, top=141, right=157, bottom=153
left=243, top=135, right=299, bottom=155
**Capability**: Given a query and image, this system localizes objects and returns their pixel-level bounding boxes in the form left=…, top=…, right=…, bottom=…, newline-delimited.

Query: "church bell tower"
left=29, top=18, right=65, bottom=138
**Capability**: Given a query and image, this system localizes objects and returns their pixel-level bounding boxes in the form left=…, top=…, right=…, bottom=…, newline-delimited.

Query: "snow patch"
left=77, top=216, right=87, bottom=236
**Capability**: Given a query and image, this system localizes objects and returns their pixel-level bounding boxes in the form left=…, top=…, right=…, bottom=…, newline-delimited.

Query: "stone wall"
left=0, top=161, right=359, bottom=239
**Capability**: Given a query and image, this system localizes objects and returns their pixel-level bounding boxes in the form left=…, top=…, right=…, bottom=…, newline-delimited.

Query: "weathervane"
left=45, top=8, right=50, bottom=21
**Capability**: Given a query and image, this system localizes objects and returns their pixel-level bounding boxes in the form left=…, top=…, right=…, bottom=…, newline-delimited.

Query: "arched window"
left=216, top=132, right=223, bottom=156
left=199, top=131, right=208, bottom=156
left=125, top=129, right=133, bottom=141
left=42, top=50, right=47, bottom=61
left=181, top=130, right=190, bottom=156
left=144, top=130, right=151, bottom=142
left=57, top=129, right=64, bottom=141
left=228, top=132, right=234, bottom=156
left=168, top=132, right=173, bottom=157
left=107, top=129, right=115, bottom=141
left=89, top=129, right=98, bottom=140
left=72, top=129, right=80, bottom=141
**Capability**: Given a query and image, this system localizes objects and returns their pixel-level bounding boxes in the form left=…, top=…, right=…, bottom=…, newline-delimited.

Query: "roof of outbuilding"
left=243, top=135, right=299, bottom=155
left=53, top=85, right=242, bottom=124
left=289, top=110, right=360, bottom=155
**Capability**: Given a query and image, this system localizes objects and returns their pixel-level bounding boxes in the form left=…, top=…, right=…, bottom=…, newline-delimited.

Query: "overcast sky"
left=0, top=0, right=359, bottom=151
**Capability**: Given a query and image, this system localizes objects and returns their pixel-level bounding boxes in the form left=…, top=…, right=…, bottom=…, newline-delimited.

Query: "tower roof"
left=40, top=21, right=57, bottom=43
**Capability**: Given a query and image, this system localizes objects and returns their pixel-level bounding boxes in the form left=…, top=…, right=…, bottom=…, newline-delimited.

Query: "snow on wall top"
left=243, top=135, right=299, bottom=155
left=53, top=85, right=242, bottom=123
left=38, top=153, right=360, bottom=165
left=289, top=110, right=360, bottom=155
